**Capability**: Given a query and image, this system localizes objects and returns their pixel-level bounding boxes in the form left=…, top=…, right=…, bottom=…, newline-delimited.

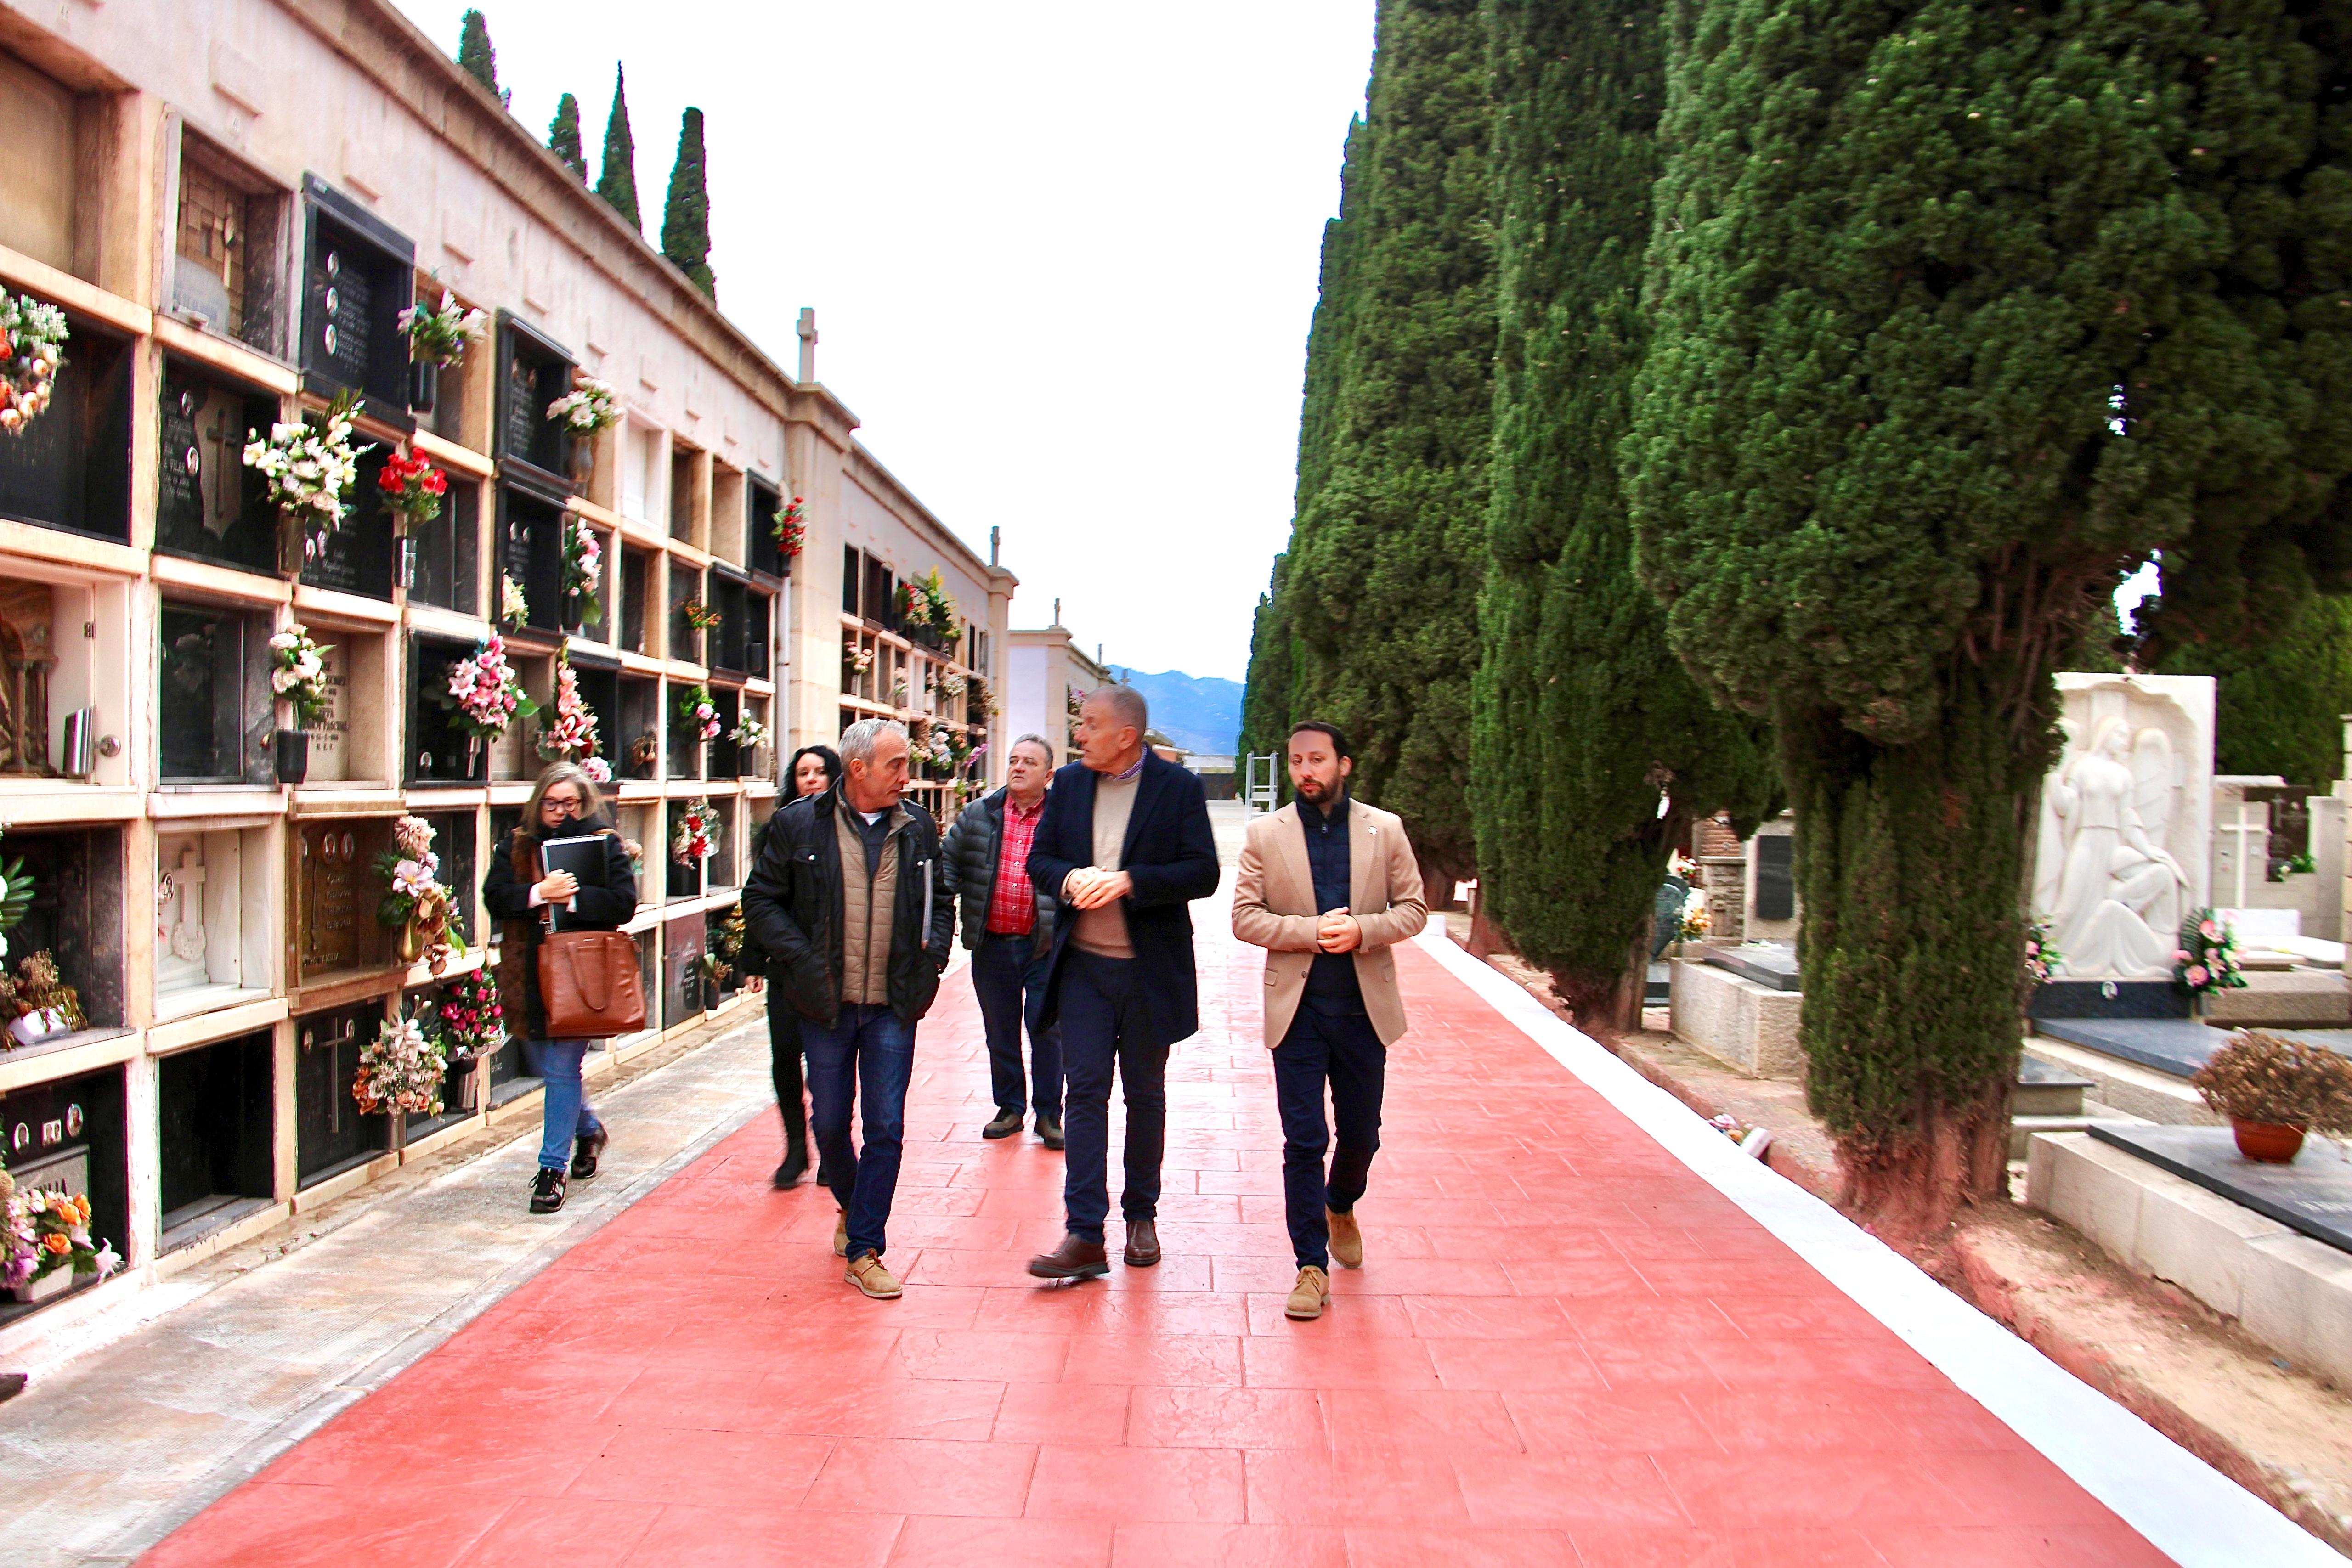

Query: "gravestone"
left=2090, top=1123, right=2352, bottom=1254
left=2032, top=673, right=2215, bottom=981
left=1703, top=942, right=1802, bottom=992
left=305, top=643, right=350, bottom=781
left=296, top=822, right=372, bottom=976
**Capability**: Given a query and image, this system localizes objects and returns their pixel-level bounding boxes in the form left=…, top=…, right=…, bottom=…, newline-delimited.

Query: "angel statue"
left=2045, top=716, right=2190, bottom=977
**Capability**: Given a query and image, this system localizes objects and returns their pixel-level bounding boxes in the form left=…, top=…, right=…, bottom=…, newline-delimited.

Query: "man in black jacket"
left=741, top=719, right=953, bottom=1300
left=942, top=733, right=1062, bottom=1147
left=1024, top=688, right=1221, bottom=1280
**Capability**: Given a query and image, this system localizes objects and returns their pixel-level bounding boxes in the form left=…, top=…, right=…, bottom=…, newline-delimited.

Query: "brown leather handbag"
left=528, top=836, right=646, bottom=1039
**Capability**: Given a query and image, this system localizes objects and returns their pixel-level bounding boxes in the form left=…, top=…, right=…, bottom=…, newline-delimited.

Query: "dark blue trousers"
left=1272, top=1004, right=1386, bottom=1271
left=802, top=1003, right=915, bottom=1260
left=972, top=931, right=1062, bottom=1121
left=1057, top=951, right=1166, bottom=1244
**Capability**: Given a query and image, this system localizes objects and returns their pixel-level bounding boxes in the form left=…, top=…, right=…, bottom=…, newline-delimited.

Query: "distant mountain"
left=1108, top=668, right=1244, bottom=756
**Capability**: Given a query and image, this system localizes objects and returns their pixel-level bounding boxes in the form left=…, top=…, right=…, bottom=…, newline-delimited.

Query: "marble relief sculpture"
left=2032, top=674, right=2214, bottom=980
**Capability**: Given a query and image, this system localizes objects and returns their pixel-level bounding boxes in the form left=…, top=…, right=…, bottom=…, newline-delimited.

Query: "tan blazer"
left=1232, top=800, right=1428, bottom=1048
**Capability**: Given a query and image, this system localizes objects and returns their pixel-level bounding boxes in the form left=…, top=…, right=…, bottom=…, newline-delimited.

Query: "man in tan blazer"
left=1232, top=721, right=1427, bottom=1320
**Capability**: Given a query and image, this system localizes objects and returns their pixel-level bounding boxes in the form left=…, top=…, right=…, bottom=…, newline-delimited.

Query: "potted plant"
left=267, top=623, right=331, bottom=784
left=396, top=288, right=487, bottom=414
left=2190, top=1029, right=2352, bottom=1162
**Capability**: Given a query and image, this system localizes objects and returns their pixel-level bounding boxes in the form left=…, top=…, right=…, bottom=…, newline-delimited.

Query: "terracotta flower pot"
left=2231, top=1118, right=2306, bottom=1163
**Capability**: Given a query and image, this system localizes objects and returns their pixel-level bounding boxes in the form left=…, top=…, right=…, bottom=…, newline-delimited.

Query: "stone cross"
left=796, top=308, right=818, bottom=384
left=164, top=847, right=209, bottom=965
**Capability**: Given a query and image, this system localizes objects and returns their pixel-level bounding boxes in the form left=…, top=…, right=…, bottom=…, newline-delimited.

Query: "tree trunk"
left=1781, top=673, right=2036, bottom=1244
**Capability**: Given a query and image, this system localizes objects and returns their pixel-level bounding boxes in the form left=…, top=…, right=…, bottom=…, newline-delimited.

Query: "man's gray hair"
left=1083, top=685, right=1148, bottom=736
left=839, top=717, right=906, bottom=767
left=1010, top=732, right=1055, bottom=762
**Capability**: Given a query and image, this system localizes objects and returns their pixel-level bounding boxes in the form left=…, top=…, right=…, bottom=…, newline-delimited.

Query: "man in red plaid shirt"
left=943, top=735, right=1064, bottom=1146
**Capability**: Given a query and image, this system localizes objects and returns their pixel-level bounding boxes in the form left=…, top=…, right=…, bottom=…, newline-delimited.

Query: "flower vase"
left=277, top=515, right=306, bottom=579
left=567, top=437, right=595, bottom=487
left=396, top=917, right=426, bottom=965
left=12, top=1264, right=80, bottom=1305
left=467, top=735, right=485, bottom=780
left=408, top=358, right=439, bottom=415
left=274, top=729, right=310, bottom=784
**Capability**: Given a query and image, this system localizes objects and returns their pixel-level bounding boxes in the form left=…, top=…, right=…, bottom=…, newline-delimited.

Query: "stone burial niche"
left=0, top=824, right=126, bottom=1042
left=291, top=817, right=396, bottom=988
left=155, top=358, right=281, bottom=578
left=294, top=997, right=387, bottom=1188
left=0, top=1065, right=126, bottom=1320
left=157, top=600, right=277, bottom=786
left=494, top=312, right=575, bottom=494
left=153, top=826, right=275, bottom=1021
left=298, top=175, right=414, bottom=428
left=155, top=1029, right=273, bottom=1253
left=0, top=295, right=133, bottom=546
left=0, top=571, right=113, bottom=781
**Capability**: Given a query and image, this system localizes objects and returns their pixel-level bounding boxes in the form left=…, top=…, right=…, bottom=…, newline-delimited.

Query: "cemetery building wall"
left=0, top=0, right=1011, bottom=1338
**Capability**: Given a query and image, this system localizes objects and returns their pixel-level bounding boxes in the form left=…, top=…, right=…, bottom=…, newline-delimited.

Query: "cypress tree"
left=1239, top=561, right=1296, bottom=770
left=548, top=93, right=588, bottom=181
left=1472, top=0, right=1779, bottom=1031
left=596, top=64, right=641, bottom=233
left=456, top=11, right=508, bottom=107
left=1269, top=0, right=1494, bottom=883
left=1629, top=0, right=2352, bottom=1235
left=661, top=107, right=718, bottom=299
left=2162, top=595, right=2352, bottom=789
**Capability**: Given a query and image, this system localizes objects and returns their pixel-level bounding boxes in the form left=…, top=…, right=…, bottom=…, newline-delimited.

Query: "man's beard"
left=1295, top=778, right=1329, bottom=801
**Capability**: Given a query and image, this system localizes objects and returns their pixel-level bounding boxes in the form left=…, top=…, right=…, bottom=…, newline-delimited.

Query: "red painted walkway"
left=143, top=916, right=2172, bottom=1568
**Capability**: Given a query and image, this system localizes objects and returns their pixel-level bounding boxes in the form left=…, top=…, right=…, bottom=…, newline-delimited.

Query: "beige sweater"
left=1070, top=771, right=1140, bottom=959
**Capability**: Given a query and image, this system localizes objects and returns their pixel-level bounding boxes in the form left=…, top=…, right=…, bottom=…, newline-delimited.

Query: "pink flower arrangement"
left=538, top=652, right=603, bottom=761
left=441, top=634, right=537, bottom=741
left=2174, top=908, right=2245, bottom=999
left=581, top=756, right=613, bottom=784
left=677, top=683, right=721, bottom=743
left=672, top=798, right=719, bottom=865
left=1, top=1178, right=119, bottom=1292
left=562, top=518, right=604, bottom=624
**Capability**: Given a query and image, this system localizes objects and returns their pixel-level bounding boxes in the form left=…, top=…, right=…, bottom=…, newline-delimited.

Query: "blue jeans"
left=973, top=931, right=1062, bottom=1120
left=522, top=1038, right=603, bottom=1172
left=1272, top=1005, right=1385, bottom=1270
left=803, top=1003, right=916, bottom=1260
left=1058, top=952, right=1167, bottom=1244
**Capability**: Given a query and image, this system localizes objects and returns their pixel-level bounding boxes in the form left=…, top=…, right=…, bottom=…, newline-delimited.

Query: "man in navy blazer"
left=1023, top=686, right=1221, bottom=1279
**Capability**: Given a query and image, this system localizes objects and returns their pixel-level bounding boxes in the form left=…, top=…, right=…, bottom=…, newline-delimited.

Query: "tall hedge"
left=548, top=93, right=588, bottom=181
left=662, top=108, right=717, bottom=299
left=1247, top=0, right=1493, bottom=881
left=1472, top=0, right=1779, bottom=1028
left=1628, top=0, right=2352, bottom=1235
left=2162, top=593, right=2352, bottom=788
left=596, top=64, right=641, bottom=232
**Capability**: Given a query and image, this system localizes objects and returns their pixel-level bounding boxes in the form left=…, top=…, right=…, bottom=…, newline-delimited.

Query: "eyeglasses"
left=543, top=796, right=583, bottom=815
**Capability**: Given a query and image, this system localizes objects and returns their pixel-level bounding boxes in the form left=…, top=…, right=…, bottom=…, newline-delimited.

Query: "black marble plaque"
left=1753, top=835, right=1795, bottom=921
left=1703, top=942, right=1801, bottom=992
left=2090, top=1123, right=2352, bottom=1254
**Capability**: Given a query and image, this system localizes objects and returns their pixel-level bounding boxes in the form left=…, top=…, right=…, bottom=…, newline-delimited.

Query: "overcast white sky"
left=393, top=1, right=1374, bottom=680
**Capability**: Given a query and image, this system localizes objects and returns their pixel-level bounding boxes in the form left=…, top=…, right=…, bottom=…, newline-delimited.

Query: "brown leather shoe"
left=1285, top=1265, right=1331, bottom=1320
left=845, top=1251, right=903, bottom=1299
left=1026, top=1234, right=1109, bottom=1280
left=1327, top=1208, right=1363, bottom=1268
left=1123, top=1218, right=1160, bottom=1268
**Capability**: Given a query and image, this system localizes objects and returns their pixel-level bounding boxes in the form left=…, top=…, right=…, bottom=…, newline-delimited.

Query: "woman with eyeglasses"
left=742, top=744, right=842, bottom=1187
left=483, top=761, right=640, bottom=1213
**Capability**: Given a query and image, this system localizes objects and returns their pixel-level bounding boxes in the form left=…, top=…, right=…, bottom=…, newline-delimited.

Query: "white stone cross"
left=167, top=847, right=208, bottom=964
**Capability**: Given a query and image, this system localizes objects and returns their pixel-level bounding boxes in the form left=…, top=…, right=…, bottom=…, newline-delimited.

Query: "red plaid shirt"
left=985, top=793, right=1046, bottom=935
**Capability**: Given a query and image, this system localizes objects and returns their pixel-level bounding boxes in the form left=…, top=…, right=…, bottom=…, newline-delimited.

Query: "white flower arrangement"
left=844, top=642, right=874, bottom=675
left=268, top=623, right=332, bottom=727
left=729, top=716, right=770, bottom=753
left=396, top=288, right=489, bottom=367
left=500, top=572, right=530, bottom=626
left=243, top=393, right=373, bottom=561
left=547, top=376, right=622, bottom=436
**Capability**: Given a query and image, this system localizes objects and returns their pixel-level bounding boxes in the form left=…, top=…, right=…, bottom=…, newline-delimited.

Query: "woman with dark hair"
left=747, top=744, right=841, bottom=1186
left=482, top=762, right=639, bottom=1214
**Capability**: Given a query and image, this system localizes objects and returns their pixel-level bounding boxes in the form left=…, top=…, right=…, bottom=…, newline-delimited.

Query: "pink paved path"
left=142, top=920, right=2172, bottom=1567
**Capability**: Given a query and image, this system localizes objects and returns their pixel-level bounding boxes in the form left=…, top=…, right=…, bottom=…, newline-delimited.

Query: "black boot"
left=774, top=1131, right=810, bottom=1190
left=529, top=1167, right=567, bottom=1214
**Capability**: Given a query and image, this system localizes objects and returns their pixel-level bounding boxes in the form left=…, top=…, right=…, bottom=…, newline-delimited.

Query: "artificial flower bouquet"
left=729, top=716, right=770, bottom=754
left=547, top=376, right=621, bottom=436
left=243, top=391, right=372, bottom=562
left=1, top=1165, right=120, bottom=1297
left=376, top=815, right=457, bottom=974
left=677, top=683, right=721, bottom=743
left=563, top=517, right=604, bottom=624
left=672, top=798, right=719, bottom=864
left=0, top=292, right=68, bottom=435
left=501, top=572, right=531, bottom=626
left=682, top=598, right=722, bottom=632
left=269, top=623, right=333, bottom=727
left=538, top=651, right=602, bottom=761
left=398, top=289, right=489, bottom=366
left=353, top=1011, right=450, bottom=1117
left=441, top=633, right=537, bottom=741
left=773, top=495, right=806, bottom=557
left=378, top=449, right=448, bottom=526
left=2175, top=909, right=2247, bottom=998
left=431, top=967, right=504, bottom=1068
